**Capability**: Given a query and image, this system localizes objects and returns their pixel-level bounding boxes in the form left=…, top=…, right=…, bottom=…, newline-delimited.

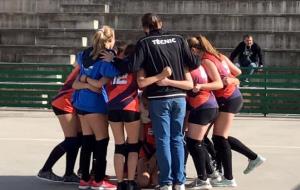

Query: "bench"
left=0, top=63, right=73, bottom=109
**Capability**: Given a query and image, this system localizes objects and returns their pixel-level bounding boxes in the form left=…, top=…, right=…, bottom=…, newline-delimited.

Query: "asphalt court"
left=0, top=110, right=299, bottom=190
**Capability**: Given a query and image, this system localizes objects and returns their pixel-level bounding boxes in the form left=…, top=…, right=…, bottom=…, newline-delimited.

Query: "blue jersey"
left=72, top=48, right=120, bottom=113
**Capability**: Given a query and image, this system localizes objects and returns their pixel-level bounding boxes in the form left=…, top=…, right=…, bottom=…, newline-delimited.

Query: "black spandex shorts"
left=108, top=110, right=140, bottom=122
left=52, top=106, right=69, bottom=115
left=75, top=108, right=94, bottom=115
left=188, top=108, right=218, bottom=125
left=217, top=96, right=243, bottom=114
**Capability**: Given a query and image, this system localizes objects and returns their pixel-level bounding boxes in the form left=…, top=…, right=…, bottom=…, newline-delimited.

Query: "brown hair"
left=141, top=13, right=162, bottom=31
left=91, top=25, right=114, bottom=60
left=187, top=35, right=221, bottom=60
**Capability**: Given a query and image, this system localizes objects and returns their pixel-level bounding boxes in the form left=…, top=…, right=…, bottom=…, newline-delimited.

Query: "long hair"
left=91, top=25, right=114, bottom=60
left=187, top=35, right=221, bottom=60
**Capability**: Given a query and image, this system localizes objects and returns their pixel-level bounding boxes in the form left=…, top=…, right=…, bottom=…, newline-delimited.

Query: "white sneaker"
left=174, top=184, right=185, bottom=190
left=157, top=185, right=172, bottom=190
left=207, top=170, right=222, bottom=182
left=186, top=178, right=212, bottom=190
left=210, top=177, right=237, bottom=187
left=243, top=155, right=266, bottom=174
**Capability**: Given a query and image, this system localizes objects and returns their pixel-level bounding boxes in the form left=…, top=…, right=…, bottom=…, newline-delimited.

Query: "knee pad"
left=127, top=142, right=141, bottom=153
left=115, top=143, right=127, bottom=156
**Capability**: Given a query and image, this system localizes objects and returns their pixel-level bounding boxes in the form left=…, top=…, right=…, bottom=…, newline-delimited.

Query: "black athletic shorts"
left=188, top=108, right=218, bottom=125
left=108, top=110, right=140, bottom=122
left=75, top=108, right=94, bottom=115
left=217, top=96, right=243, bottom=114
left=52, top=106, right=69, bottom=115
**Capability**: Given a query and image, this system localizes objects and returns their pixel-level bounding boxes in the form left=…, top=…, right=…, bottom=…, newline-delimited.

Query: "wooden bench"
left=0, top=63, right=73, bottom=109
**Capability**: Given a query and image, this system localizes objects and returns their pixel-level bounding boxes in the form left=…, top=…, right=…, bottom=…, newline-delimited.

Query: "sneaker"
left=243, top=155, right=266, bottom=174
left=91, top=179, right=117, bottom=190
left=210, top=177, right=237, bottom=187
left=78, top=179, right=92, bottom=189
left=155, top=185, right=172, bottom=190
left=37, top=169, right=63, bottom=182
left=62, top=173, right=80, bottom=184
left=186, top=178, right=212, bottom=190
left=117, top=181, right=128, bottom=190
left=174, top=184, right=185, bottom=190
left=207, top=171, right=222, bottom=182
left=127, top=180, right=139, bottom=190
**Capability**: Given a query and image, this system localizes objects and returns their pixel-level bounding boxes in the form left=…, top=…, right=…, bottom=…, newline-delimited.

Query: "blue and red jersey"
left=72, top=48, right=120, bottom=113
left=187, top=65, right=218, bottom=110
left=106, top=73, right=139, bottom=112
left=51, top=65, right=80, bottom=113
left=139, top=122, right=156, bottom=158
left=202, top=52, right=241, bottom=100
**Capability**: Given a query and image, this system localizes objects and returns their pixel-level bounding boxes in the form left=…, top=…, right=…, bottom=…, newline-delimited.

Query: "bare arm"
left=72, top=76, right=100, bottom=93
left=193, top=60, right=223, bottom=93
left=222, top=55, right=242, bottom=77
left=137, top=67, right=172, bottom=89
left=156, top=68, right=193, bottom=90
left=86, top=76, right=110, bottom=89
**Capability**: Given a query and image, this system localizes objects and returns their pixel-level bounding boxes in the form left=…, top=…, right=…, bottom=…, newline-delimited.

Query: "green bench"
left=0, top=63, right=73, bottom=109
left=239, top=67, right=300, bottom=116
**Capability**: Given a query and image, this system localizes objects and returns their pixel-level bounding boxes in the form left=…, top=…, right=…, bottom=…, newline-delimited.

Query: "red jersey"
left=202, top=52, right=237, bottom=99
left=51, top=65, right=80, bottom=113
left=106, top=73, right=139, bottom=112
left=187, top=65, right=218, bottom=109
left=139, top=122, right=156, bottom=158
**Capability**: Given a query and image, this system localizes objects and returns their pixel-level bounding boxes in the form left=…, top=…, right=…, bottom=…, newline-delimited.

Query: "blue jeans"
left=149, top=97, right=186, bottom=186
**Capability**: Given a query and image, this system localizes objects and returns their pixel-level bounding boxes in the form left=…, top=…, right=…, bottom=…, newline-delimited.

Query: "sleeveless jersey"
left=187, top=65, right=218, bottom=110
left=51, top=65, right=80, bottom=113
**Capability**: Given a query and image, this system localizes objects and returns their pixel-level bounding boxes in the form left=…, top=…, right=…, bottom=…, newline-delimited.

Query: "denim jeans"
left=149, top=97, right=186, bottom=186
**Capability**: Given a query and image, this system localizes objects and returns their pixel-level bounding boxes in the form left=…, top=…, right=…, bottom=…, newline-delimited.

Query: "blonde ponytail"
left=91, top=25, right=115, bottom=60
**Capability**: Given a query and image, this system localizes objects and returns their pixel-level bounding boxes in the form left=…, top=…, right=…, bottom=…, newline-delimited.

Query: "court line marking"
left=0, top=138, right=300, bottom=149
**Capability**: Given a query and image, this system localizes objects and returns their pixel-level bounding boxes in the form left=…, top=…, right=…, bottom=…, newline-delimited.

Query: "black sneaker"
left=62, top=173, right=80, bottom=184
left=37, top=169, right=63, bottom=182
left=117, top=181, right=128, bottom=190
left=127, top=180, right=140, bottom=190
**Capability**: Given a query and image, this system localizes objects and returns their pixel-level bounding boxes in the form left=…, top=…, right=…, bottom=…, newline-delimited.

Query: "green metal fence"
left=239, top=67, right=300, bottom=115
left=0, top=63, right=299, bottom=115
left=0, top=63, right=73, bottom=109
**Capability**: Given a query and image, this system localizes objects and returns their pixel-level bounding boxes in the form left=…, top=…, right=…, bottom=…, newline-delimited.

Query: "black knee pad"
left=127, top=142, right=141, bottom=153
left=115, top=143, right=127, bottom=156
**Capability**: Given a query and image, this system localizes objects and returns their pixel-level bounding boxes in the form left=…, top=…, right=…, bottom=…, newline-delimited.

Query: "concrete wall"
left=0, top=0, right=299, bottom=66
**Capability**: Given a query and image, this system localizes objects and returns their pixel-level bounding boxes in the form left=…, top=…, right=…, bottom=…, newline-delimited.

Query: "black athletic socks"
left=228, top=136, right=257, bottom=160
left=41, top=141, right=66, bottom=172
left=186, top=137, right=207, bottom=180
left=80, top=135, right=95, bottom=181
left=64, top=137, right=81, bottom=176
left=212, top=135, right=233, bottom=180
left=94, top=137, right=110, bottom=182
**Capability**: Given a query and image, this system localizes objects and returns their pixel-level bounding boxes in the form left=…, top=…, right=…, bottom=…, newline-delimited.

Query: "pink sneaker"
left=91, top=180, right=117, bottom=190
left=78, top=179, right=92, bottom=189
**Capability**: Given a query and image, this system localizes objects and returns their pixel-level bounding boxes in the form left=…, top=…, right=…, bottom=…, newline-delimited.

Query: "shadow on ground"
left=0, top=176, right=77, bottom=190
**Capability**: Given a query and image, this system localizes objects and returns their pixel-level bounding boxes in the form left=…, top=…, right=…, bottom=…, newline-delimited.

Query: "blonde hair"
left=187, top=35, right=221, bottom=60
left=91, top=25, right=115, bottom=60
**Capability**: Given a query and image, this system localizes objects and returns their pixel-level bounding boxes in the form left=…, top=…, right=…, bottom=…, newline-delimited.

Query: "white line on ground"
left=0, top=138, right=300, bottom=150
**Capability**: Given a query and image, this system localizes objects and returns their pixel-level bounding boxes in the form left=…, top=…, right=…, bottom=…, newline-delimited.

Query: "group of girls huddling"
left=37, top=13, right=265, bottom=190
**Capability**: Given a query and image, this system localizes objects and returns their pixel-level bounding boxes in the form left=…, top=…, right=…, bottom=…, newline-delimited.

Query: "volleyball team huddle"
left=37, top=13, right=266, bottom=190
